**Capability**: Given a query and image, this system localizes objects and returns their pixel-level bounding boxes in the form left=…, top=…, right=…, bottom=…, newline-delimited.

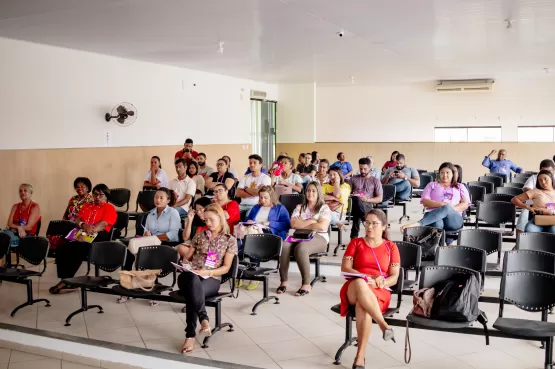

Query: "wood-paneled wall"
left=0, top=144, right=251, bottom=234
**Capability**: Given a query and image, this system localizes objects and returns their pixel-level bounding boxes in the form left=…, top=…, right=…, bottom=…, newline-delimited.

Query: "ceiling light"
left=217, top=42, right=224, bottom=54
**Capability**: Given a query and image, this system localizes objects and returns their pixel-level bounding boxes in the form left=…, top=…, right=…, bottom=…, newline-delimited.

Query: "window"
left=434, top=127, right=501, bottom=142
left=518, top=126, right=555, bottom=142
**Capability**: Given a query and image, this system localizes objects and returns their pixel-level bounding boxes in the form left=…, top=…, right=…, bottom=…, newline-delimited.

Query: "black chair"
left=503, top=250, right=555, bottom=274
left=280, top=194, right=305, bottom=216
left=405, top=266, right=489, bottom=346
left=0, top=237, right=51, bottom=316
left=127, top=191, right=156, bottom=220
left=496, top=186, right=523, bottom=196
left=393, top=186, right=412, bottom=224
left=493, top=271, right=555, bottom=369
left=119, top=212, right=149, bottom=245
left=238, top=234, right=282, bottom=315
left=475, top=201, right=516, bottom=238
left=468, top=181, right=494, bottom=194
left=45, top=220, right=76, bottom=258
left=111, top=212, right=130, bottom=239
left=486, top=172, right=508, bottom=184
left=511, top=176, right=529, bottom=185
left=109, top=188, right=131, bottom=211
left=330, top=268, right=405, bottom=365
left=517, top=232, right=555, bottom=254
left=403, top=226, right=445, bottom=266
left=62, top=241, right=128, bottom=326
left=0, top=233, right=10, bottom=265
left=482, top=193, right=513, bottom=203
left=169, top=254, right=239, bottom=348
left=332, top=198, right=352, bottom=256
left=376, top=184, right=396, bottom=226
left=479, top=176, right=503, bottom=189
left=434, top=246, right=487, bottom=290
left=457, top=229, right=502, bottom=271
left=396, top=241, right=422, bottom=289
left=466, top=185, right=486, bottom=221
left=413, top=174, right=433, bottom=198
left=504, top=182, right=525, bottom=189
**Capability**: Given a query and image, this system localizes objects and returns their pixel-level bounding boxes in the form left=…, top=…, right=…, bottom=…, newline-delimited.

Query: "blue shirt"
left=145, top=206, right=181, bottom=242
left=482, top=157, right=523, bottom=176
left=245, top=168, right=268, bottom=175
left=245, top=204, right=291, bottom=240
left=331, top=161, right=353, bottom=176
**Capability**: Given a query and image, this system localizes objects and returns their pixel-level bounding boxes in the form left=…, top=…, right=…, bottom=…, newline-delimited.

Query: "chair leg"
left=310, top=259, right=327, bottom=287
left=10, top=280, right=51, bottom=317
left=251, top=277, right=279, bottom=315
left=334, top=313, right=357, bottom=365
left=398, top=204, right=410, bottom=223
left=544, top=337, right=553, bottom=369
left=202, top=301, right=234, bottom=348
left=64, top=288, right=103, bottom=326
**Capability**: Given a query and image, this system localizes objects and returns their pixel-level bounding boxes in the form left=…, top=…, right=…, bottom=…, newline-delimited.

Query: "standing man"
left=482, top=149, right=524, bottom=180
left=236, top=155, right=272, bottom=219
left=331, top=152, right=354, bottom=179
left=197, top=153, right=214, bottom=179
left=382, top=154, right=420, bottom=201
left=168, top=159, right=196, bottom=217
left=174, top=138, right=199, bottom=162
left=349, top=157, right=383, bottom=239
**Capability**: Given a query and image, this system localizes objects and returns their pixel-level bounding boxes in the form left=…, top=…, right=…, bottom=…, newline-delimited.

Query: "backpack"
left=431, top=273, right=481, bottom=322
left=405, top=227, right=442, bottom=261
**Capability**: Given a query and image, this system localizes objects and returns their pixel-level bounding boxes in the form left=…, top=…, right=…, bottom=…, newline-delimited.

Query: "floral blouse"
left=292, top=203, right=332, bottom=242
left=65, top=194, right=94, bottom=221
left=188, top=230, right=238, bottom=279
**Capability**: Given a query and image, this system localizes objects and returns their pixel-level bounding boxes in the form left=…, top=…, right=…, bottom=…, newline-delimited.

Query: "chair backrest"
left=495, top=186, right=522, bottom=196
left=417, top=174, right=434, bottom=190
left=109, top=188, right=131, bottom=211
left=467, top=185, right=486, bottom=204
left=111, top=212, right=130, bottom=239
left=395, top=241, right=422, bottom=270
left=46, top=220, right=76, bottom=237
left=476, top=201, right=516, bottom=227
left=16, top=237, right=50, bottom=273
left=243, top=234, right=282, bottom=262
left=434, top=246, right=486, bottom=287
left=503, top=250, right=555, bottom=274
left=499, top=271, right=555, bottom=317
left=457, top=229, right=502, bottom=256
left=279, top=194, right=305, bottom=216
left=90, top=241, right=128, bottom=274
left=486, top=172, right=508, bottom=184
left=517, top=232, right=555, bottom=253
left=478, top=176, right=503, bottom=189
left=482, top=193, right=513, bottom=203
left=36, top=219, right=42, bottom=236
left=468, top=181, right=494, bottom=194
left=136, top=245, right=178, bottom=284
left=137, top=191, right=156, bottom=212
left=220, top=254, right=239, bottom=293
left=382, top=184, right=396, bottom=203
left=403, top=226, right=445, bottom=246
left=0, top=233, right=11, bottom=261
left=511, top=176, right=529, bottom=185
left=504, top=182, right=524, bottom=189
left=134, top=212, right=149, bottom=237
left=419, top=265, right=480, bottom=289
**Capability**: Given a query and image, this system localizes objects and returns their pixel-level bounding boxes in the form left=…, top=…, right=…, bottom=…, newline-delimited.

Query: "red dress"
left=13, top=202, right=40, bottom=236
left=339, top=238, right=401, bottom=316
left=218, top=200, right=240, bottom=235
left=77, top=202, right=117, bottom=232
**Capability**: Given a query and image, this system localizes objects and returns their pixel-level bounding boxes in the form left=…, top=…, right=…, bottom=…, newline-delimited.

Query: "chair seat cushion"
left=0, top=267, right=41, bottom=279
left=331, top=304, right=398, bottom=319
left=331, top=303, right=341, bottom=315
left=240, top=267, right=277, bottom=279
left=493, top=317, right=555, bottom=338
left=407, top=313, right=473, bottom=329
left=63, top=276, right=115, bottom=288
left=168, top=289, right=231, bottom=304
left=112, top=283, right=171, bottom=297
left=309, top=252, right=327, bottom=259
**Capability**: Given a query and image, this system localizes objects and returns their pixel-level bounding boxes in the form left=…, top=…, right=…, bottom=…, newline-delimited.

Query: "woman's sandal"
left=383, top=328, right=396, bottom=343
left=199, top=320, right=212, bottom=336
left=276, top=286, right=287, bottom=294
left=181, top=338, right=195, bottom=354
left=295, top=289, right=311, bottom=297
left=49, top=282, right=75, bottom=295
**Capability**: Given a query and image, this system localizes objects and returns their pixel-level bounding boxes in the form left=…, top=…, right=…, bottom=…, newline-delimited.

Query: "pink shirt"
left=421, top=182, right=470, bottom=214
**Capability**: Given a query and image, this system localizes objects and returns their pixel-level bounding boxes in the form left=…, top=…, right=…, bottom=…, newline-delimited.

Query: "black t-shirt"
left=297, top=164, right=316, bottom=174
left=205, top=171, right=236, bottom=195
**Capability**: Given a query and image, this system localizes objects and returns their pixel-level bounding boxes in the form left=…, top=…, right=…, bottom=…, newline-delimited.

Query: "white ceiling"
left=1, top=0, right=555, bottom=84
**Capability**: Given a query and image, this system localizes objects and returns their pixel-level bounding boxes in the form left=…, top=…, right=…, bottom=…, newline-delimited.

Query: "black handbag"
left=292, top=229, right=314, bottom=240
left=406, top=228, right=442, bottom=261
left=431, top=273, right=482, bottom=322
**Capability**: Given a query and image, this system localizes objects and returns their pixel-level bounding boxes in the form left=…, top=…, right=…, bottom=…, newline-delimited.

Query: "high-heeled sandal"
left=383, top=328, right=396, bottom=343
left=352, top=358, right=365, bottom=369
left=199, top=320, right=212, bottom=336
left=181, top=338, right=195, bottom=354
left=276, top=286, right=287, bottom=294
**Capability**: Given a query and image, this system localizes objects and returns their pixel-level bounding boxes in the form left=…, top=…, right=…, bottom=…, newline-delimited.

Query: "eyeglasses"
left=214, top=189, right=226, bottom=194
left=363, top=221, right=382, bottom=228
left=92, top=192, right=105, bottom=199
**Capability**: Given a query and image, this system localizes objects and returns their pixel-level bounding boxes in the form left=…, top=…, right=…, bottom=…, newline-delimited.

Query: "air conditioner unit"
left=436, top=79, right=495, bottom=92
left=250, top=90, right=267, bottom=99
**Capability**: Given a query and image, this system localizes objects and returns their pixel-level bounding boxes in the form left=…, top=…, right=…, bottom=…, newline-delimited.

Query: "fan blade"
left=117, top=117, right=126, bottom=124
left=116, top=105, right=127, bottom=114
left=127, top=111, right=135, bottom=116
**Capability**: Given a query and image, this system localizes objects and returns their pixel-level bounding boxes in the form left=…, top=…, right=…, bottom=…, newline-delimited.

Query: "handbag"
left=234, top=223, right=265, bottom=240
left=128, top=235, right=162, bottom=255
left=412, top=287, right=435, bottom=318
left=292, top=229, right=314, bottom=240
left=431, top=273, right=481, bottom=322
left=119, top=269, right=161, bottom=291
left=406, top=228, right=442, bottom=261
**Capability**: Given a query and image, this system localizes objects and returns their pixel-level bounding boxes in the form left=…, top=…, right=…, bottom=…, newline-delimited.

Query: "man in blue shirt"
left=331, top=152, right=353, bottom=179
left=482, top=149, right=524, bottom=179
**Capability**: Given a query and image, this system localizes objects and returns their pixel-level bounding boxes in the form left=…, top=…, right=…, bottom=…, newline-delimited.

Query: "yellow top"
left=322, top=182, right=351, bottom=212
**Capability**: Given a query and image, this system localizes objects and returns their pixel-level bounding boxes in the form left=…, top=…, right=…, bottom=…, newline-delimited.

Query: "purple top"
left=421, top=182, right=470, bottom=214
left=348, top=175, right=383, bottom=198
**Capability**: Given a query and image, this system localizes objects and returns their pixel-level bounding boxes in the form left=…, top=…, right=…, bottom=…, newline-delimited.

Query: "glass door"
left=251, top=99, right=276, bottom=167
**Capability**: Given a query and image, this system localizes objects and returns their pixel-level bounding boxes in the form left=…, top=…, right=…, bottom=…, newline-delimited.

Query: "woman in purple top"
left=401, top=162, right=469, bottom=239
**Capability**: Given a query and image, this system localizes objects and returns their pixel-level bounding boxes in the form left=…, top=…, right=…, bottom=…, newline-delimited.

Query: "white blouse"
left=144, top=169, right=169, bottom=188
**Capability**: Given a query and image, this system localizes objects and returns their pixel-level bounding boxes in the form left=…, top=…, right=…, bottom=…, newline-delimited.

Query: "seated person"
left=187, top=161, right=206, bottom=196
left=3, top=183, right=41, bottom=250
left=315, top=159, right=330, bottom=185
left=482, top=149, right=524, bottom=180
left=355, top=156, right=381, bottom=179
left=381, top=151, right=399, bottom=173
left=512, top=170, right=555, bottom=234
left=177, top=197, right=212, bottom=261
left=331, top=152, right=354, bottom=179
left=323, top=168, right=351, bottom=231
left=382, top=153, right=420, bottom=201
left=515, top=160, right=555, bottom=234
left=211, top=183, right=240, bottom=233
left=177, top=204, right=238, bottom=354
left=144, top=156, right=169, bottom=189
left=197, top=153, right=214, bottom=179
left=273, top=156, right=303, bottom=196
left=401, top=163, right=469, bottom=241
left=245, top=185, right=291, bottom=240
left=277, top=181, right=331, bottom=297
left=340, top=209, right=400, bottom=369
left=63, top=177, right=94, bottom=221
left=311, top=151, right=321, bottom=171
left=221, top=155, right=239, bottom=179
left=296, top=152, right=317, bottom=183
left=349, top=158, right=383, bottom=240
left=49, top=184, right=117, bottom=294
left=174, top=138, right=199, bottom=162
left=169, top=159, right=196, bottom=217
left=204, top=158, right=236, bottom=196
left=294, top=153, right=306, bottom=173
left=236, top=154, right=271, bottom=219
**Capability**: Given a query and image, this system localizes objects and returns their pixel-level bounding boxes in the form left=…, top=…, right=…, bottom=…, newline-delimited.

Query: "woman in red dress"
left=340, top=209, right=400, bottom=369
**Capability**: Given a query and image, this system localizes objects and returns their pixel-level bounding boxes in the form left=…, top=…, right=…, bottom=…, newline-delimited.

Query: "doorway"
left=250, top=99, right=276, bottom=167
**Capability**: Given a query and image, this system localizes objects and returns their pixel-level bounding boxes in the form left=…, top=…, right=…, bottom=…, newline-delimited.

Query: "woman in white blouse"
left=144, top=156, right=169, bottom=189
left=187, top=161, right=206, bottom=197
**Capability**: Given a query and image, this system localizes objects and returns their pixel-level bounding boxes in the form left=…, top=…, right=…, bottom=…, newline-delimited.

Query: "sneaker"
left=235, top=280, right=244, bottom=288
left=246, top=281, right=259, bottom=290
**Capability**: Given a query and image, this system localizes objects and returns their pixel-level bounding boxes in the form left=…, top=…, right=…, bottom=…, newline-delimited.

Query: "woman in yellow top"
left=323, top=167, right=351, bottom=231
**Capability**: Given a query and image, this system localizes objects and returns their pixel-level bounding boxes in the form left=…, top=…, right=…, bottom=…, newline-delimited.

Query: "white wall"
left=276, top=83, right=315, bottom=143
left=315, top=79, right=555, bottom=142
left=0, top=37, right=278, bottom=150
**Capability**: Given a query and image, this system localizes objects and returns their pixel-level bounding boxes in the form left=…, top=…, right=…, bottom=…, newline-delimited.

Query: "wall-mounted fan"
left=105, top=103, right=137, bottom=127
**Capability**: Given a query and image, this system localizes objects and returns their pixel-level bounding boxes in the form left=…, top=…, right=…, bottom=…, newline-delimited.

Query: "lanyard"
left=368, top=243, right=390, bottom=278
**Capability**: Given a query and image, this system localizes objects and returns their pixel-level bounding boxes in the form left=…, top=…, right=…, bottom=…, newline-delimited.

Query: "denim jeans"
left=516, top=209, right=530, bottom=231
left=393, top=180, right=412, bottom=201
left=524, top=220, right=555, bottom=234
left=419, top=206, right=463, bottom=231
left=2, top=229, right=20, bottom=247
left=175, top=207, right=188, bottom=217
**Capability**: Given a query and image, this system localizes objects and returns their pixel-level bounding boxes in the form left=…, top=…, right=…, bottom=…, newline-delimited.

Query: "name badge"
left=205, top=251, right=218, bottom=268
left=547, top=203, right=555, bottom=211
left=443, top=192, right=453, bottom=203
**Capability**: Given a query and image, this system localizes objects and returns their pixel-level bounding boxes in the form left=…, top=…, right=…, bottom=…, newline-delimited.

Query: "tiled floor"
left=0, top=348, right=99, bottom=369
left=0, top=200, right=550, bottom=369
